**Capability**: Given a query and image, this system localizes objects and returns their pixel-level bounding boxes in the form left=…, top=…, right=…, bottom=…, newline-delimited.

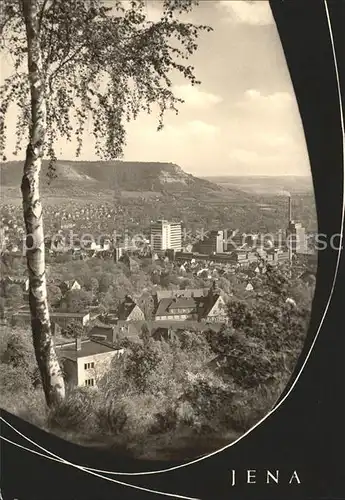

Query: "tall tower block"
left=150, top=220, right=182, bottom=253
left=287, top=194, right=293, bottom=263
left=288, top=193, right=292, bottom=223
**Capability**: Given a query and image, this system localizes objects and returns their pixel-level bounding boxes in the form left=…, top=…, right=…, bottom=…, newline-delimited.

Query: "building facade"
left=1, top=276, right=29, bottom=292
left=202, top=294, right=227, bottom=323
left=114, top=246, right=124, bottom=262
left=155, top=297, right=199, bottom=321
left=12, top=311, right=90, bottom=330
left=286, top=221, right=308, bottom=255
left=285, top=195, right=308, bottom=257
left=117, top=295, right=145, bottom=321
left=154, top=286, right=227, bottom=323
left=193, top=230, right=224, bottom=254
left=150, top=220, right=182, bottom=252
left=57, top=338, right=124, bottom=388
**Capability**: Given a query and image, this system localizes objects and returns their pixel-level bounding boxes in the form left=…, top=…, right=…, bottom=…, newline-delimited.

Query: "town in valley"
left=1, top=170, right=316, bottom=394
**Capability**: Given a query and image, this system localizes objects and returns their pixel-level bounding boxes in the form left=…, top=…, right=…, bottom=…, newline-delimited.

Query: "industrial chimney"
left=75, top=337, right=82, bottom=351
left=287, top=193, right=293, bottom=264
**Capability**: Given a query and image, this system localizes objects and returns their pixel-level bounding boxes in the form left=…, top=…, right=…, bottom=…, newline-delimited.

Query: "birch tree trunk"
left=21, top=0, right=65, bottom=406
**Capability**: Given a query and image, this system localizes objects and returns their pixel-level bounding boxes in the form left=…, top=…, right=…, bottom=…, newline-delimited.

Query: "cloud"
left=139, top=119, right=219, bottom=139
left=229, top=88, right=297, bottom=153
left=222, top=86, right=307, bottom=174
left=173, top=84, right=223, bottom=109
left=228, top=148, right=262, bottom=164
left=145, top=3, right=163, bottom=23
left=218, top=0, right=274, bottom=26
left=225, top=124, right=308, bottom=174
left=119, top=1, right=130, bottom=10
left=186, top=120, right=219, bottom=135
left=227, top=148, right=296, bottom=174
left=258, top=132, right=292, bottom=148
left=236, top=89, right=294, bottom=112
left=228, top=148, right=288, bottom=166
left=122, top=116, right=219, bottom=169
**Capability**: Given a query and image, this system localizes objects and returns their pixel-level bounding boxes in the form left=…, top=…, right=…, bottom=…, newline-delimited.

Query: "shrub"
left=1, top=264, right=310, bottom=452
left=62, top=320, right=85, bottom=339
left=2, top=329, right=35, bottom=367
left=152, top=400, right=201, bottom=434
left=94, top=397, right=128, bottom=435
left=182, top=374, right=235, bottom=430
left=1, top=327, right=41, bottom=386
left=0, top=382, right=47, bottom=428
left=175, top=400, right=199, bottom=427
left=0, top=363, right=35, bottom=394
left=48, top=388, right=97, bottom=433
left=124, top=340, right=162, bottom=392
left=225, top=381, right=286, bottom=432
left=151, top=408, right=178, bottom=434
left=121, top=393, right=165, bottom=438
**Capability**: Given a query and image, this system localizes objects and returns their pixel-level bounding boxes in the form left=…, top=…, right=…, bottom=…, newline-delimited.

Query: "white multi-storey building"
left=150, top=220, right=182, bottom=252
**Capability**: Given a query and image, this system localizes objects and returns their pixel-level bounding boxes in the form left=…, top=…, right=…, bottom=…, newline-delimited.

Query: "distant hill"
left=1, top=160, right=223, bottom=197
left=0, top=161, right=317, bottom=231
left=203, top=175, right=314, bottom=195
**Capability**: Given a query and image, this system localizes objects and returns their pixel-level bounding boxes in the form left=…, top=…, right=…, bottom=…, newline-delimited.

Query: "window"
left=85, top=378, right=94, bottom=387
left=84, top=362, right=95, bottom=370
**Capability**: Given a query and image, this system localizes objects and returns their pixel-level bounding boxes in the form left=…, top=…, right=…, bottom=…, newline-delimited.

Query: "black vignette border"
left=271, top=0, right=345, bottom=403
left=1, top=1, right=345, bottom=500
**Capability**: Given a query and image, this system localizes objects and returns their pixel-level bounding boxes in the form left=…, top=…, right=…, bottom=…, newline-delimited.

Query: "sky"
left=1, top=0, right=312, bottom=177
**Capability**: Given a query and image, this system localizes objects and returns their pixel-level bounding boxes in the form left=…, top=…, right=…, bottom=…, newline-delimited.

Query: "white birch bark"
left=21, top=0, right=65, bottom=406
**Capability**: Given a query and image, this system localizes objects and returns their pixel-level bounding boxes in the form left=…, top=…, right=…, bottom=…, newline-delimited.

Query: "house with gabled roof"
left=59, top=279, right=82, bottom=295
left=12, top=310, right=90, bottom=330
left=201, top=293, right=227, bottom=323
left=1, top=276, right=29, bottom=292
left=154, top=285, right=228, bottom=323
left=117, top=295, right=145, bottom=321
left=155, top=288, right=208, bottom=303
left=155, top=296, right=199, bottom=321
left=56, top=337, right=124, bottom=388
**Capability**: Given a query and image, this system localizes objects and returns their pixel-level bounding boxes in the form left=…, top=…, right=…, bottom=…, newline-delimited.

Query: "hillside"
left=0, top=161, right=317, bottom=231
left=204, top=175, right=314, bottom=195
left=0, top=160, right=223, bottom=197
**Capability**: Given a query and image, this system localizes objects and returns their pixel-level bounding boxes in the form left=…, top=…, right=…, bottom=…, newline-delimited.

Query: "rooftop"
left=14, top=310, right=89, bottom=318
left=155, top=297, right=206, bottom=317
left=56, top=339, right=117, bottom=361
left=118, top=319, right=224, bottom=333
left=50, top=312, right=90, bottom=318
left=202, top=294, right=221, bottom=317
left=118, top=296, right=139, bottom=320
left=89, top=324, right=114, bottom=342
left=156, top=289, right=208, bottom=301
left=170, top=298, right=196, bottom=309
left=2, top=276, right=28, bottom=282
